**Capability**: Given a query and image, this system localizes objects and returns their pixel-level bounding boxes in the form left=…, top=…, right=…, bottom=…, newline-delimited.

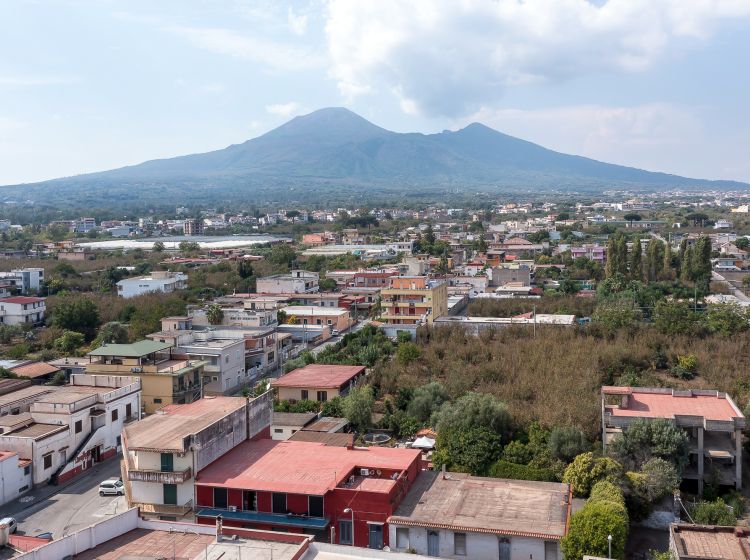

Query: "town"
left=0, top=195, right=748, bottom=559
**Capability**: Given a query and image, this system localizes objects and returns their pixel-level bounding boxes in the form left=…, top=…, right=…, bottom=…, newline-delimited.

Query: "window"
left=272, top=492, right=287, bottom=514
left=19, top=485, right=28, bottom=493
left=213, top=487, right=228, bottom=509
left=274, top=428, right=284, bottom=434
left=242, top=490, right=257, bottom=511
left=160, top=453, right=174, bottom=472
left=111, top=409, right=118, bottom=422
left=317, top=391, right=328, bottom=402
left=396, top=527, right=410, bottom=549
left=153, top=398, right=162, bottom=404
left=125, top=403, right=132, bottom=418
left=339, top=520, right=353, bottom=545
left=74, top=420, right=82, bottom=433
left=116, top=435, right=122, bottom=447
left=225, top=356, right=229, bottom=364
left=301, top=390, right=309, bottom=400
left=309, top=495, right=324, bottom=517
left=454, top=532, right=467, bottom=555
left=43, top=453, right=52, bottom=470
left=23, top=465, right=30, bottom=475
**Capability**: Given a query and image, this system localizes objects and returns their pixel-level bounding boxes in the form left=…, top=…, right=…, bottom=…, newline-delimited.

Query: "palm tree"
left=206, top=304, right=224, bottom=325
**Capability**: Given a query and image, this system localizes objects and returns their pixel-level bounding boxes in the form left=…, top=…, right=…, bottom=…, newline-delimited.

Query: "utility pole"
left=533, top=304, right=536, bottom=339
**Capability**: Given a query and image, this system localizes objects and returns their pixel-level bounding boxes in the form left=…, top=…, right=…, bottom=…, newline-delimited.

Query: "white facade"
left=0, top=268, right=45, bottom=294
left=0, top=297, right=46, bottom=326
left=388, top=526, right=560, bottom=560
left=256, top=270, right=319, bottom=294
left=0, top=451, right=32, bottom=507
left=117, top=271, right=188, bottom=298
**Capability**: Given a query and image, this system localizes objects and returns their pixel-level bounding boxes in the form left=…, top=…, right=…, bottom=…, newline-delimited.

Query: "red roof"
left=271, top=364, right=365, bottom=389
left=12, top=362, right=59, bottom=379
left=197, top=439, right=421, bottom=495
left=0, top=296, right=45, bottom=305
left=605, top=388, right=742, bottom=422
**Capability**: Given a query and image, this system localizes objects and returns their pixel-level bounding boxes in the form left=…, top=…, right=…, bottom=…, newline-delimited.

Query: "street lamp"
left=343, top=507, right=355, bottom=546
left=607, top=534, right=612, bottom=559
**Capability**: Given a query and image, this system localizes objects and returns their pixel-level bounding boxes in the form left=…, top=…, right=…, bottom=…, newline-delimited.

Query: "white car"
left=99, top=478, right=124, bottom=496
left=0, top=517, right=17, bottom=534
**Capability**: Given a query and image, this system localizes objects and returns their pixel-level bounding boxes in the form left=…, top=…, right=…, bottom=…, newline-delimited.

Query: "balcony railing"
left=128, top=467, right=192, bottom=484
left=133, top=499, right=193, bottom=516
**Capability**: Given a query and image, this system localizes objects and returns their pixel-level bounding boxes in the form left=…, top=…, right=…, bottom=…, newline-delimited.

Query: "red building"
left=195, top=439, right=423, bottom=549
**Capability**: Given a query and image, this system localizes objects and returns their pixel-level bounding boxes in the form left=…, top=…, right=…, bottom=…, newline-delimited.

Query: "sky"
left=2, top=0, right=750, bottom=185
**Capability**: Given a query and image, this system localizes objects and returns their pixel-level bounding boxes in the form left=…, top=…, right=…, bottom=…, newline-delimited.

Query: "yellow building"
left=86, top=340, right=206, bottom=414
left=380, top=276, right=448, bottom=325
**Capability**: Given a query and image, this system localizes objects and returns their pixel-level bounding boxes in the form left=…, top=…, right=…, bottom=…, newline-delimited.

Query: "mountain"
left=5, top=107, right=746, bottom=207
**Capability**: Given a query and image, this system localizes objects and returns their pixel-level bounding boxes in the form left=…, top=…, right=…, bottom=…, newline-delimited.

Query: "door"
left=163, top=484, right=177, bottom=505
left=427, top=530, right=440, bottom=556
left=544, top=541, right=558, bottom=560
left=368, top=524, right=383, bottom=549
left=160, top=453, right=174, bottom=472
left=499, top=537, right=511, bottom=560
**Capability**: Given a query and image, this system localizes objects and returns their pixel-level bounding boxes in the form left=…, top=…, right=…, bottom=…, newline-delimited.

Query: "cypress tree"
left=630, top=238, right=642, bottom=280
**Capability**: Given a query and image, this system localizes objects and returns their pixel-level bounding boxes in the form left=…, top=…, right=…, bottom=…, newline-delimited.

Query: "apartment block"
left=380, top=277, right=448, bottom=325
left=0, top=296, right=46, bottom=326
left=271, top=364, right=366, bottom=402
left=256, top=270, right=319, bottom=294
left=116, top=271, right=188, bottom=298
left=602, top=386, right=746, bottom=494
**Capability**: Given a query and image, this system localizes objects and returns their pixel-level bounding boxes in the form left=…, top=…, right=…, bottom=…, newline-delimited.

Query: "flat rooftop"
left=389, top=471, right=570, bottom=541
left=88, top=339, right=173, bottom=357
left=198, top=439, right=421, bottom=496
left=0, top=385, right=58, bottom=407
left=272, top=411, right=317, bottom=427
left=603, top=387, right=743, bottom=422
left=280, top=305, right=349, bottom=316
left=670, top=523, right=750, bottom=560
left=4, top=422, right=67, bottom=440
left=272, top=364, right=365, bottom=389
left=123, top=396, right=247, bottom=452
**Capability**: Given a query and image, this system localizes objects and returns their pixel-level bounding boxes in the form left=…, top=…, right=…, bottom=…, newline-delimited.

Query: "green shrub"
left=589, top=480, right=626, bottom=508
left=548, top=426, right=589, bottom=462
left=501, top=440, right=534, bottom=464
left=561, top=500, right=629, bottom=560
left=563, top=452, right=624, bottom=497
left=5, top=343, right=31, bottom=359
left=691, top=498, right=736, bottom=526
left=486, top=460, right=556, bottom=482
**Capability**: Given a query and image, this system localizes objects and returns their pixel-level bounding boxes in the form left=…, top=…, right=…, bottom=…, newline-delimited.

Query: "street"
left=7, top=458, right=126, bottom=540
left=310, top=318, right=371, bottom=357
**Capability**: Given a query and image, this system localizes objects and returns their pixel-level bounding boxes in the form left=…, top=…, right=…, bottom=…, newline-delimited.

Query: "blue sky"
left=2, top=0, right=750, bottom=185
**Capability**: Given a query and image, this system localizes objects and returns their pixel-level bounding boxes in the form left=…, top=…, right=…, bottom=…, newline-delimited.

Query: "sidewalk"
left=2, top=456, right=121, bottom=518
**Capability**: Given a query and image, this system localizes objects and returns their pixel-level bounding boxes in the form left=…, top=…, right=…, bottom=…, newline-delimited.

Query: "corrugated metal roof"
left=88, top=340, right=173, bottom=357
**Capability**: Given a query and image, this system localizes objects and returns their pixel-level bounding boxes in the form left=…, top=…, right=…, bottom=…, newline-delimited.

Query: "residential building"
left=0, top=385, right=58, bottom=416
left=669, top=523, right=750, bottom=559
left=602, top=386, right=746, bottom=494
left=86, top=340, right=206, bottom=414
left=194, top=439, right=423, bottom=547
left=714, top=219, right=734, bottom=229
left=184, top=218, right=204, bottom=236
left=0, top=450, right=32, bottom=506
left=488, top=265, right=531, bottom=287
left=272, top=364, right=365, bottom=402
left=352, top=271, right=399, bottom=288
left=388, top=471, right=570, bottom=560
left=570, top=243, right=606, bottom=263
left=0, top=374, right=140, bottom=486
left=381, top=277, right=448, bottom=325
left=116, top=270, right=188, bottom=298
left=121, top=393, right=271, bottom=520
left=257, top=270, right=320, bottom=294
left=282, top=305, right=351, bottom=332
left=0, top=296, right=46, bottom=326
left=0, top=359, right=60, bottom=383
left=434, top=314, right=576, bottom=332
left=0, top=268, right=44, bottom=294
left=271, top=411, right=318, bottom=440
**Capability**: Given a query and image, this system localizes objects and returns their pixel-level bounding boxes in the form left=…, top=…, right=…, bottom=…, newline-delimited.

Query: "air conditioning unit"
left=360, top=468, right=370, bottom=476
left=228, top=506, right=237, bottom=512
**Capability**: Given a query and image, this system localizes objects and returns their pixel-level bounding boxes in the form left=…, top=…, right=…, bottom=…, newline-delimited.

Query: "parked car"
left=0, top=517, right=17, bottom=534
left=99, top=478, right=124, bottom=496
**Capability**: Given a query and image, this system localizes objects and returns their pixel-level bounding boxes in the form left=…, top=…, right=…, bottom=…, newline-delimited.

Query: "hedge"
left=486, top=459, right=557, bottom=482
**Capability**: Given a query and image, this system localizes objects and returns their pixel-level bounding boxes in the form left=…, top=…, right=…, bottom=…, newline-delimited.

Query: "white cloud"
left=265, top=102, right=307, bottom=118
left=168, top=25, right=324, bottom=72
left=325, top=0, right=750, bottom=117
left=287, top=6, right=309, bottom=36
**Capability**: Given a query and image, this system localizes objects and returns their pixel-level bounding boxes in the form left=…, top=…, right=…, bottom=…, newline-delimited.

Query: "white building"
left=0, top=268, right=45, bottom=294
left=256, top=270, right=319, bottom=294
left=388, top=472, right=570, bottom=560
left=0, top=374, right=141, bottom=486
left=0, top=296, right=46, bottom=326
left=0, top=450, right=32, bottom=507
left=122, top=392, right=271, bottom=520
left=117, top=270, right=188, bottom=298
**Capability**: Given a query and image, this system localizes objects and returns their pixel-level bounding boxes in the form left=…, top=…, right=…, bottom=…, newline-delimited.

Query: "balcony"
left=133, top=499, right=194, bottom=516
left=128, top=466, right=192, bottom=484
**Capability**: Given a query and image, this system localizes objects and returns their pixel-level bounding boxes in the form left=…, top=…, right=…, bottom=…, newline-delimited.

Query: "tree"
left=630, top=237, right=642, bottom=279
left=592, top=299, right=641, bottom=333
left=662, top=242, right=673, bottom=279
left=178, top=240, right=200, bottom=255
left=424, top=224, right=436, bottom=247
left=685, top=212, right=709, bottom=227
left=736, top=237, right=750, bottom=250
left=93, top=322, right=129, bottom=348
left=654, top=300, right=701, bottom=336
left=237, top=259, right=254, bottom=279
left=206, top=304, right=224, bottom=325
left=704, top=303, right=750, bottom=336
left=407, top=382, right=449, bottom=422
left=433, top=426, right=502, bottom=475
left=268, top=244, right=296, bottom=268
left=563, top=452, right=624, bottom=497
left=53, top=331, right=86, bottom=354
left=616, top=236, right=628, bottom=276
left=556, top=212, right=570, bottom=221
left=548, top=426, right=590, bottom=463
left=608, top=418, right=689, bottom=471
left=476, top=233, right=488, bottom=254
left=432, top=392, right=510, bottom=438
left=645, top=239, right=665, bottom=281
left=286, top=210, right=301, bottom=223
left=51, top=295, right=101, bottom=340
left=319, top=278, right=337, bottom=291
left=636, top=458, right=680, bottom=503
left=342, top=385, right=374, bottom=432
left=605, top=236, right=621, bottom=278
left=152, top=241, right=165, bottom=253
left=396, top=342, right=421, bottom=365
left=624, top=213, right=642, bottom=225
left=562, top=498, right=628, bottom=560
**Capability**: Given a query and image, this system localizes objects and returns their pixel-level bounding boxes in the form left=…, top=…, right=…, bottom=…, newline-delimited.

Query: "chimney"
left=216, top=514, right=223, bottom=541
left=346, top=433, right=354, bottom=449
left=442, top=463, right=447, bottom=479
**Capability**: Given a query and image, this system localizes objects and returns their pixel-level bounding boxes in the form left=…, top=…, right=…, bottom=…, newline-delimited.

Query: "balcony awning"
left=196, top=508, right=329, bottom=530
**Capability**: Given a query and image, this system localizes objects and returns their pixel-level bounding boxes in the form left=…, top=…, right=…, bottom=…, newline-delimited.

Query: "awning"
left=196, top=508, right=329, bottom=530
left=412, top=436, right=436, bottom=449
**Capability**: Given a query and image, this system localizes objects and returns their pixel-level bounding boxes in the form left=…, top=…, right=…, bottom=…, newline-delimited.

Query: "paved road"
left=12, top=459, right=126, bottom=539
left=310, top=319, right=371, bottom=357
left=712, top=270, right=750, bottom=302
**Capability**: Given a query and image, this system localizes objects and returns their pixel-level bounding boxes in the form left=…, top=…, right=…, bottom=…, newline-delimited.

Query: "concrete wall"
left=193, top=403, right=249, bottom=472
left=0, top=453, right=31, bottom=506
left=277, top=386, right=342, bottom=402
left=388, top=525, right=561, bottom=560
